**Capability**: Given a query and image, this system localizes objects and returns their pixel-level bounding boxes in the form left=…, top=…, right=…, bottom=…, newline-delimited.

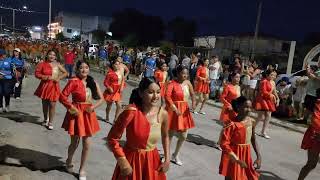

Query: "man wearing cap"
left=11, top=48, right=26, bottom=100
left=0, top=49, right=14, bottom=112
left=144, top=52, right=157, bottom=78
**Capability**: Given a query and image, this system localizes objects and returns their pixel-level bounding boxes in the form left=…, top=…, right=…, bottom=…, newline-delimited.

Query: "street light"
left=23, top=6, right=28, bottom=10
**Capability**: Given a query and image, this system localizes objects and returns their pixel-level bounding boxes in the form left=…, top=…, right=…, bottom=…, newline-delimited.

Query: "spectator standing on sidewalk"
left=168, top=51, right=178, bottom=79
left=209, top=56, right=222, bottom=100
left=189, top=53, right=199, bottom=85
left=302, top=63, right=320, bottom=124
left=98, top=46, right=108, bottom=74
left=11, top=48, right=26, bottom=99
left=293, top=76, right=308, bottom=121
left=182, top=54, right=191, bottom=68
left=144, top=52, right=157, bottom=78
left=0, top=49, right=14, bottom=112
left=64, top=45, right=77, bottom=78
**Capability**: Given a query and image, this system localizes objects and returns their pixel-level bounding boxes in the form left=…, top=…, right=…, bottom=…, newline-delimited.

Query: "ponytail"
left=86, top=75, right=100, bottom=100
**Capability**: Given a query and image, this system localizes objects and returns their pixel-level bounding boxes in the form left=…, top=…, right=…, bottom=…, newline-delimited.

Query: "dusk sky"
left=0, top=0, right=319, bottom=41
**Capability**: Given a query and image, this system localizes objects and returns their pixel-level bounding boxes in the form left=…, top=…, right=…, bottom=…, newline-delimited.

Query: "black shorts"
left=304, top=95, right=317, bottom=112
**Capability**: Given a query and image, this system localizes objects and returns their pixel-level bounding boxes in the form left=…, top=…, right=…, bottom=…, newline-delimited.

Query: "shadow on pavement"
left=0, top=111, right=41, bottom=126
left=259, top=170, right=286, bottom=180
left=210, top=118, right=224, bottom=127
left=0, top=144, right=77, bottom=178
left=187, top=133, right=220, bottom=150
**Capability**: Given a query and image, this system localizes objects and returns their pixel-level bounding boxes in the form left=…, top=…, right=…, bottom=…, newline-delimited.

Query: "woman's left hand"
left=157, top=161, right=170, bottom=173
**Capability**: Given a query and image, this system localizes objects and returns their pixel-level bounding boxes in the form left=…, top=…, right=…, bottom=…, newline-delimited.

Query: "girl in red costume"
left=104, top=58, right=124, bottom=122
left=220, top=72, right=241, bottom=125
left=60, top=60, right=104, bottom=180
left=255, top=70, right=276, bottom=139
left=165, top=65, right=196, bottom=166
left=219, top=96, right=261, bottom=180
left=193, top=59, right=210, bottom=114
left=154, top=62, right=168, bottom=104
left=107, top=77, right=170, bottom=180
left=34, top=50, right=68, bottom=130
left=298, top=88, right=320, bottom=180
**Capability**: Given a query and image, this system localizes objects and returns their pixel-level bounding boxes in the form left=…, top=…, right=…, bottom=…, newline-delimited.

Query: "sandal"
left=42, top=119, right=49, bottom=126
left=47, top=123, right=54, bottom=130
left=65, top=163, right=74, bottom=173
left=79, top=171, right=87, bottom=180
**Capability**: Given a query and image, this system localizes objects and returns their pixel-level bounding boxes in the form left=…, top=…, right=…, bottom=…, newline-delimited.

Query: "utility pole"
left=0, top=16, right=3, bottom=33
left=12, top=9, right=15, bottom=35
left=48, top=0, right=52, bottom=39
left=251, top=0, right=263, bottom=60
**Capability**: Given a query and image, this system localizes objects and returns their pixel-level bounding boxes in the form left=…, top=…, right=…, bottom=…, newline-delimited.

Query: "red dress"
left=60, top=78, right=100, bottom=137
left=103, top=69, right=121, bottom=102
left=301, top=100, right=320, bottom=153
left=107, top=104, right=166, bottom=180
left=255, top=79, right=276, bottom=112
left=220, top=84, right=240, bottom=124
left=34, top=61, right=60, bottom=102
left=219, top=119, right=259, bottom=180
left=194, top=66, right=210, bottom=94
left=165, top=80, right=195, bottom=131
left=154, top=70, right=167, bottom=97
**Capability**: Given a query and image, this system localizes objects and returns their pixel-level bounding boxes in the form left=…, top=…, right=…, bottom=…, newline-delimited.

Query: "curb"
left=91, top=66, right=307, bottom=134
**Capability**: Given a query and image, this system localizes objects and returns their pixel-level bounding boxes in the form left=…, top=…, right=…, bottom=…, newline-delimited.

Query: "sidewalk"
left=90, top=66, right=307, bottom=134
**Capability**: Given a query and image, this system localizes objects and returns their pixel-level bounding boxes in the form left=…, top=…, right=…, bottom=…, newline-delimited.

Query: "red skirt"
left=159, top=82, right=166, bottom=97
left=167, top=101, right=195, bottom=131
left=112, top=148, right=166, bottom=180
left=61, top=103, right=100, bottom=137
left=104, top=90, right=121, bottom=103
left=220, top=107, right=237, bottom=125
left=301, top=126, right=320, bottom=153
left=194, top=81, right=210, bottom=94
left=255, top=96, right=276, bottom=112
left=219, top=144, right=259, bottom=180
left=34, top=80, right=60, bottom=102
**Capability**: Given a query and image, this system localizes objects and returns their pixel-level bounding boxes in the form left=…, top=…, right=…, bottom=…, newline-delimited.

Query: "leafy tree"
left=72, top=35, right=81, bottom=42
left=122, top=34, right=139, bottom=47
left=92, top=29, right=106, bottom=45
left=160, top=41, right=174, bottom=56
left=168, top=17, right=197, bottom=47
left=110, top=8, right=165, bottom=46
left=55, top=32, right=65, bottom=41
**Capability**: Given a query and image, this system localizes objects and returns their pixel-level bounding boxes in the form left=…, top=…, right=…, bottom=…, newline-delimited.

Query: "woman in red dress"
left=220, top=72, right=241, bottom=125
left=193, top=59, right=210, bottom=114
left=60, top=60, right=104, bottom=180
left=107, top=77, right=170, bottom=180
left=255, top=70, right=276, bottom=139
left=104, top=58, right=124, bottom=122
left=154, top=62, right=168, bottom=104
left=165, top=65, right=196, bottom=166
left=34, top=50, right=68, bottom=130
left=298, top=88, right=320, bottom=180
left=219, top=96, right=261, bottom=180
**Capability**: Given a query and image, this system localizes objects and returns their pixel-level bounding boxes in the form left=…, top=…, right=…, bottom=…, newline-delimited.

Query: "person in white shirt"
left=209, top=56, right=222, bottom=99
left=182, top=54, right=191, bottom=68
left=168, top=52, right=178, bottom=79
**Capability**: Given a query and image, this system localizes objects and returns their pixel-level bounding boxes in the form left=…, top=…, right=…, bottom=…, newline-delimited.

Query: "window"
left=67, top=29, right=72, bottom=33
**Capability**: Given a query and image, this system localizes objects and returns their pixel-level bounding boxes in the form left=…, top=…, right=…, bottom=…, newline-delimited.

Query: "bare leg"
left=66, top=136, right=80, bottom=166
left=48, top=101, right=56, bottom=125
left=79, top=137, right=91, bottom=175
left=105, top=102, right=112, bottom=122
left=194, top=93, right=201, bottom=111
left=199, top=94, right=209, bottom=112
left=298, top=150, right=320, bottom=180
left=114, top=101, right=122, bottom=121
left=173, top=131, right=188, bottom=157
left=261, top=111, right=271, bottom=135
left=41, top=100, right=49, bottom=121
left=255, top=111, right=265, bottom=132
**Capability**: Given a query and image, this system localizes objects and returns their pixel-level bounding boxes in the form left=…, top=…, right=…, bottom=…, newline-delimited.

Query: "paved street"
left=0, top=71, right=319, bottom=180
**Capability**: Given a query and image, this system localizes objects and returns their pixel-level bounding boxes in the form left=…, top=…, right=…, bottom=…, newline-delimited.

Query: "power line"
left=0, top=5, right=47, bottom=14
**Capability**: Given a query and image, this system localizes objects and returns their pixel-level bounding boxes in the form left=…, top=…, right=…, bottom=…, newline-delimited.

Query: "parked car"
left=88, top=44, right=99, bottom=58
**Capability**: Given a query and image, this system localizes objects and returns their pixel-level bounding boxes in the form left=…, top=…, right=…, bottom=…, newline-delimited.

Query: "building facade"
left=48, top=12, right=112, bottom=40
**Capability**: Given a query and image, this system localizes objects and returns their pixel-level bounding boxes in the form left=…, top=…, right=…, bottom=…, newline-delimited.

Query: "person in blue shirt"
left=11, top=48, right=26, bottom=100
left=144, top=52, right=157, bottom=78
left=0, top=49, right=14, bottom=112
